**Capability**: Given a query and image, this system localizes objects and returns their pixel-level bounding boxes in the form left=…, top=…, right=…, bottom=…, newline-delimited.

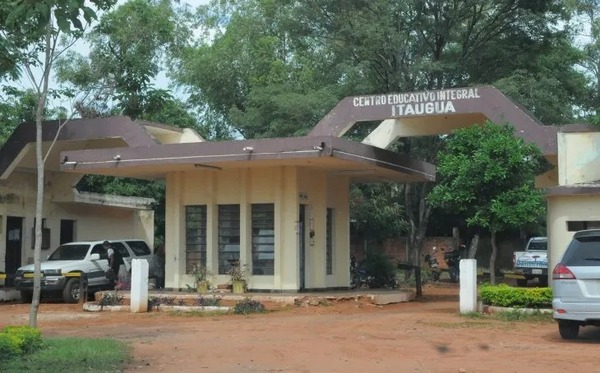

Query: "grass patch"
left=421, top=320, right=493, bottom=329
left=459, top=310, right=553, bottom=323
left=167, top=310, right=232, bottom=317
left=2, top=337, right=129, bottom=372
left=492, top=310, right=553, bottom=323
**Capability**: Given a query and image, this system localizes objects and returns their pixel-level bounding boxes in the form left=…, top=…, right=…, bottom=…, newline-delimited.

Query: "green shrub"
left=234, top=298, right=266, bottom=315
left=148, top=295, right=176, bottom=310
left=0, top=333, right=20, bottom=362
left=360, top=252, right=397, bottom=288
left=2, top=325, right=43, bottom=354
left=480, top=284, right=552, bottom=308
left=194, top=296, right=222, bottom=307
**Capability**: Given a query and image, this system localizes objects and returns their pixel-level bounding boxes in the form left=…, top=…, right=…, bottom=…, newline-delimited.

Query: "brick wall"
left=351, top=234, right=525, bottom=270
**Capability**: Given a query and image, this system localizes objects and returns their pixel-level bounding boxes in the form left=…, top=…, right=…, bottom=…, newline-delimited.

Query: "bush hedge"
left=0, top=325, right=43, bottom=361
left=480, top=284, right=552, bottom=309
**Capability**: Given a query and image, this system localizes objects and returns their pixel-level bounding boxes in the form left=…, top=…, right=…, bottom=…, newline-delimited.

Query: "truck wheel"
left=558, top=321, right=579, bottom=340
left=62, top=278, right=81, bottom=303
left=516, top=279, right=528, bottom=287
left=20, top=290, right=33, bottom=303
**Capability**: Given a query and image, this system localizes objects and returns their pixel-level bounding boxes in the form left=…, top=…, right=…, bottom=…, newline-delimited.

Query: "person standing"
left=103, top=240, right=122, bottom=288
left=152, top=245, right=165, bottom=289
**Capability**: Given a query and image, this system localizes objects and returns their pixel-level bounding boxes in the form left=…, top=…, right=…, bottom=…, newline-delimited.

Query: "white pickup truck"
left=512, top=236, right=548, bottom=286
left=14, top=239, right=155, bottom=303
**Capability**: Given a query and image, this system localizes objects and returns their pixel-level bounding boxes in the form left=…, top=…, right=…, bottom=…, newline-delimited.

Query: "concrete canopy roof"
left=5, top=85, right=560, bottom=185
left=0, top=116, right=160, bottom=180
left=60, top=135, right=436, bottom=183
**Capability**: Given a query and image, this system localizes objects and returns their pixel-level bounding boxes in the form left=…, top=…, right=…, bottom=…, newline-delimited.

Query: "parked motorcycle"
left=424, top=248, right=441, bottom=282
left=444, top=246, right=463, bottom=282
left=350, top=265, right=369, bottom=289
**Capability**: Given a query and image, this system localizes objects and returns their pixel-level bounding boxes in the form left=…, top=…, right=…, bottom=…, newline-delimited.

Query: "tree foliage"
left=428, top=122, right=546, bottom=283
left=0, top=0, right=116, bottom=79
left=169, top=0, right=590, bottom=271
left=55, top=0, right=191, bottom=122
left=350, top=184, right=407, bottom=241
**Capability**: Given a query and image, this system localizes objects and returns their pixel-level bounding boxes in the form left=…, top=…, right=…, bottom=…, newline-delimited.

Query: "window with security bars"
left=326, top=208, right=333, bottom=275
left=252, top=204, right=274, bottom=275
left=185, top=205, right=207, bottom=272
left=567, top=221, right=600, bottom=232
left=218, top=204, right=240, bottom=274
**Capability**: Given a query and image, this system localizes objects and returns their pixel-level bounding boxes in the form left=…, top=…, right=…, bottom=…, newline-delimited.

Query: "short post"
left=130, top=259, right=149, bottom=313
left=78, top=273, right=87, bottom=304
left=459, top=259, right=477, bottom=313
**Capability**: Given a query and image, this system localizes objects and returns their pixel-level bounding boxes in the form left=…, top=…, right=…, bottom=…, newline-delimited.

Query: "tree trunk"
left=29, top=22, right=52, bottom=328
left=452, top=226, right=460, bottom=251
left=467, top=234, right=480, bottom=259
left=404, top=183, right=432, bottom=279
left=489, top=230, right=498, bottom=285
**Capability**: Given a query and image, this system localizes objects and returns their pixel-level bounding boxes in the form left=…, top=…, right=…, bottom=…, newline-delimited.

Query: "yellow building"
left=0, top=117, right=160, bottom=283
left=60, top=86, right=563, bottom=291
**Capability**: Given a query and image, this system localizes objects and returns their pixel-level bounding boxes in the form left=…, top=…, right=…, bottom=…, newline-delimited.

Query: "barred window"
left=218, top=204, right=240, bottom=274
left=186, top=205, right=207, bottom=272
left=252, top=204, right=274, bottom=275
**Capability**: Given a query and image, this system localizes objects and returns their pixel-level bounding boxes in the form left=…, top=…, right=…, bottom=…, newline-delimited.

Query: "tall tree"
left=428, top=122, right=546, bottom=284
left=175, top=1, right=587, bottom=272
left=56, top=0, right=191, bottom=122
left=172, top=0, right=341, bottom=139
left=569, top=0, right=600, bottom=121
left=3, top=0, right=116, bottom=327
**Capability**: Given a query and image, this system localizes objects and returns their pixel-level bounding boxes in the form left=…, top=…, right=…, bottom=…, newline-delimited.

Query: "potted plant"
left=188, top=263, right=213, bottom=294
left=227, top=262, right=249, bottom=294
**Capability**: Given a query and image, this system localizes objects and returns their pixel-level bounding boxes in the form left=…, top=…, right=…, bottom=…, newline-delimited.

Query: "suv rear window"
left=562, top=235, right=600, bottom=266
left=127, top=241, right=151, bottom=256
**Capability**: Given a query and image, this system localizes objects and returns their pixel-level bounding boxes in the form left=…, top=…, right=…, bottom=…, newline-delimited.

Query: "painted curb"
left=481, top=304, right=552, bottom=314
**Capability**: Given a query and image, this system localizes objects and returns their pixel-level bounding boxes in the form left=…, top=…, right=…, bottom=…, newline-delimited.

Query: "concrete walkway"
left=1, top=287, right=416, bottom=306
left=125, top=288, right=416, bottom=306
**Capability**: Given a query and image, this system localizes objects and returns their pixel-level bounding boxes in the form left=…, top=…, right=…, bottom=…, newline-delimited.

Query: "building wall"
left=546, top=195, right=600, bottom=276
left=0, top=171, right=154, bottom=272
left=165, top=166, right=350, bottom=291
left=558, top=132, right=600, bottom=185
left=351, top=234, right=523, bottom=271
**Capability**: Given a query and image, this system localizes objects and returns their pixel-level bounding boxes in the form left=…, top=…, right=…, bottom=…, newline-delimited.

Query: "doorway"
left=299, top=205, right=306, bottom=291
left=60, top=219, right=75, bottom=244
left=5, top=216, right=23, bottom=286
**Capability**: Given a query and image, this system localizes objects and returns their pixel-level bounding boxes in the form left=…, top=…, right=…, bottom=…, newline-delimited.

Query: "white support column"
left=362, top=119, right=401, bottom=149
left=130, top=259, right=149, bottom=313
left=459, top=259, right=477, bottom=313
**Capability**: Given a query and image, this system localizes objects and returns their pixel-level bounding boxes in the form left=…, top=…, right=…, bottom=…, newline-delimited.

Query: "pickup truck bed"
left=513, top=237, right=548, bottom=286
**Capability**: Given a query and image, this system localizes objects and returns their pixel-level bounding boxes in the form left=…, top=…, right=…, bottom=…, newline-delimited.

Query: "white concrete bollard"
left=459, top=259, right=477, bottom=313
left=130, top=259, right=149, bottom=313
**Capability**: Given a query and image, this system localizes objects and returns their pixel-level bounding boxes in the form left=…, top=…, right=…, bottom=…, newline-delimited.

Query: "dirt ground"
left=1, top=284, right=599, bottom=373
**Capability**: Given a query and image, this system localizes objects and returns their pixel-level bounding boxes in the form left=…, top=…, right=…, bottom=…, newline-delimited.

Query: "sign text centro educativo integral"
left=352, top=88, right=481, bottom=117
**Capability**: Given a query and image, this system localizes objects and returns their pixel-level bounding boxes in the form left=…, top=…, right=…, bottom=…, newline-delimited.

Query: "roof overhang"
left=546, top=184, right=600, bottom=197
left=0, top=116, right=158, bottom=180
left=60, top=136, right=435, bottom=183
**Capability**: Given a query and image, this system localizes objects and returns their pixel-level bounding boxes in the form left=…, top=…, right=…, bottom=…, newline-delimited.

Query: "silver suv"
left=552, top=229, right=600, bottom=339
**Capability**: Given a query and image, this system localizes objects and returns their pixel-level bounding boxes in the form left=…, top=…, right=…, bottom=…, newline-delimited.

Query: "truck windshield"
left=47, top=244, right=91, bottom=261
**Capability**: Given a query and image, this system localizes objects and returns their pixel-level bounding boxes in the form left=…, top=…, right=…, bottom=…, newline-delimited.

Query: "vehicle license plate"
left=532, top=269, right=542, bottom=275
